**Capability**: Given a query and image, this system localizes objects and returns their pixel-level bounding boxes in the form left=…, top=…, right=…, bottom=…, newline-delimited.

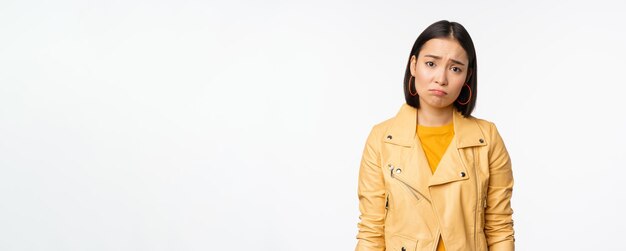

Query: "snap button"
left=460, top=171, right=466, bottom=177
left=387, top=135, right=392, bottom=140
left=479, top=138, right=484, bottom=143
left=395, top=168, right=402, bottom=174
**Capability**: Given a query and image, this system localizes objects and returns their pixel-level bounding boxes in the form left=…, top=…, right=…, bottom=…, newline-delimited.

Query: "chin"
left=418, top=96, right=454, bottom=109
left=425, top=100, right=454, bottom=109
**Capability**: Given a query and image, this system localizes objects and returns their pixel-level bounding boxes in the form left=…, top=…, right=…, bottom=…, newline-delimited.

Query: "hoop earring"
left=408, top=75, right=418, bottom=96
left=456, top=83, right=472, bottom=105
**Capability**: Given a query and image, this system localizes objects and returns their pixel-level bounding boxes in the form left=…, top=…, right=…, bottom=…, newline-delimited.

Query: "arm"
left=355, top=125, right=386, bottom=251
left=485, top=122, right=515, bottom=250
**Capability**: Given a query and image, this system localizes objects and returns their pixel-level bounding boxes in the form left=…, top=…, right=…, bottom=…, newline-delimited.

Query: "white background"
left=1, top=0, right=625, bottom=250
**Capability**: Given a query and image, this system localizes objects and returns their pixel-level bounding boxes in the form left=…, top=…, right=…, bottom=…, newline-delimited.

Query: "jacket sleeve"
left=485, top=122, right=515, bottom=251
left=355, top=125, right=386, bottom=251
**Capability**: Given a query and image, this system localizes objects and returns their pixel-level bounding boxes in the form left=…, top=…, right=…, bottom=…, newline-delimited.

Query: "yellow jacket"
left=355, top=103, right=515, bottom=251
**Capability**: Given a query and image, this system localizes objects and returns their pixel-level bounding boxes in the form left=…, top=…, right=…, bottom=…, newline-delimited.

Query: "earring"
left=456, top=83, right=472, bottom=105
left=408, top=76, right=418, bottom=96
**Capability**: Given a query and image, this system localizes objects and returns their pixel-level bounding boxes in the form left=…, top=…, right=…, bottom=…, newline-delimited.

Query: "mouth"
left=428, top=89, right=447, bottom=96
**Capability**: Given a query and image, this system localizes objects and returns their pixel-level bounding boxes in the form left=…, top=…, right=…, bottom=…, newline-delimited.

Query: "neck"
left=417, top=105, right=454, bottom=127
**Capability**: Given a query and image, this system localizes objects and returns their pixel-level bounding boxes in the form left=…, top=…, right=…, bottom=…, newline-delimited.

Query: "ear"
left=410, top=55, right=417, bottom=76
left=465, top=69, right=473, bottom=83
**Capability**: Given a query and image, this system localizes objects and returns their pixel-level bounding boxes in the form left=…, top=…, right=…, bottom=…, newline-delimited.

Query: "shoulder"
left=463, top=114, right=500, bottom=136
left=466, top=115, right=510, bottom=159
left=470, top=115, right=497, bottom=133
left=463, top=114, right=508, bottom=151
left=371, top=116, right=395, bottom=134
left=363, top=116, right=395, bottom=146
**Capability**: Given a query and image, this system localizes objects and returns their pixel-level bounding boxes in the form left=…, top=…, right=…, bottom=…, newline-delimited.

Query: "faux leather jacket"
left=355, top=103, right=515, bottom=251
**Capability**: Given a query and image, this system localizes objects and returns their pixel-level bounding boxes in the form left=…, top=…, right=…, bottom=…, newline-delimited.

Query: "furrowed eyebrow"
left=424, top=54, right=466, bottom=66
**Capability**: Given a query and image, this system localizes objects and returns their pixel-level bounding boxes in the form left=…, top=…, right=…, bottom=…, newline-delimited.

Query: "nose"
left=434, top=67, right=448, bottom=86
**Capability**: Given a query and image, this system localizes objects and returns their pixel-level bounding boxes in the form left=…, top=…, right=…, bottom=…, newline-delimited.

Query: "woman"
left=355, top=20, right=515, bottom=251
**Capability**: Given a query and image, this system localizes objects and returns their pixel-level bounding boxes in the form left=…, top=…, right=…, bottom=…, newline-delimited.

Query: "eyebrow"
left=424, top=54, right=466, bottom=66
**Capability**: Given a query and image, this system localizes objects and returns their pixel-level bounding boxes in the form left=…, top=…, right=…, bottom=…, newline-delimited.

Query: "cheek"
left=449, top=81, right=466, bottom=95
left=415, top=67, right=432, bottom=84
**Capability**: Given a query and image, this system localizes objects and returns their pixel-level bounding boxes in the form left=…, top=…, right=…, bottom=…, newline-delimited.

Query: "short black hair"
left=403, top=20, right=478, bottom=117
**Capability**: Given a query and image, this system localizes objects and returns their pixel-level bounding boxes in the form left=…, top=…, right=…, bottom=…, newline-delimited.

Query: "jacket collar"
left=383, top=103, right=487, bottom=148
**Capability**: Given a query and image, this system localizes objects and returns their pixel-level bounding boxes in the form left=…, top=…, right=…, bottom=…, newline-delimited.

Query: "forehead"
left=419, top=38, right=468, bottom=63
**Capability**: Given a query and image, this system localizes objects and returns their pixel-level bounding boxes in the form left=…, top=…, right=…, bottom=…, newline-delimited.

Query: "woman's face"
left=410, top=37, right=471, bottom=110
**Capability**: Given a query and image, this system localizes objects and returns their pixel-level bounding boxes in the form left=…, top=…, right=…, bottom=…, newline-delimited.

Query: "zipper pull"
left=388, top=164, right=394, bottom=176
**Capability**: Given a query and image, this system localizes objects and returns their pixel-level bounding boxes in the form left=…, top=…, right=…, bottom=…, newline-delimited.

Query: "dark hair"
left=403, top=20, right=477, bottom=117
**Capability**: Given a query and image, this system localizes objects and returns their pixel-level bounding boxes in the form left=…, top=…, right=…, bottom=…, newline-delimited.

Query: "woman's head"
left=404, top=20, right=477, bottom=117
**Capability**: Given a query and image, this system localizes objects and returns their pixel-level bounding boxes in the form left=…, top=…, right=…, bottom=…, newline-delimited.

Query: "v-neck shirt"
left=417, top=121, right=455, bottom=174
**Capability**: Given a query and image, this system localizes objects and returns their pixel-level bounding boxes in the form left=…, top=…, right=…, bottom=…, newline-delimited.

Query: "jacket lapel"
left=428, top=107, right=487, bottom=186
left=382, top=103, right=489, bottom=197
left=383, top=103, right=431, bottom=202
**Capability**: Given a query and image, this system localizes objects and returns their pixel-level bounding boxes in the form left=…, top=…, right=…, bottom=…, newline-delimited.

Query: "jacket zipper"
left=471, top=147, right=488, bottom=249
left=472, top=147, right=480, bottom=249
left=389, top=165, right=431, bottom=204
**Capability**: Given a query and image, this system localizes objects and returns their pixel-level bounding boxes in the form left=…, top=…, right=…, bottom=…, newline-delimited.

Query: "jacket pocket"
left=479, top=195, right=486, bottom=229
left=388, top=234, right=418, bottom=251
left=384, top=193, right=390, bottom=220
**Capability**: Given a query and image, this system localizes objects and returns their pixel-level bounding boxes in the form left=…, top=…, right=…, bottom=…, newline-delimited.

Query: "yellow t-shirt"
left=417, top=121, right=455, bottom=251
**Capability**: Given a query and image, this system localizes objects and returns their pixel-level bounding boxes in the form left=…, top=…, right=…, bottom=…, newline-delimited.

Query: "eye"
left=451, top=66, right=462, bottom=73
left=425, top=61, right=435, bottom=67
